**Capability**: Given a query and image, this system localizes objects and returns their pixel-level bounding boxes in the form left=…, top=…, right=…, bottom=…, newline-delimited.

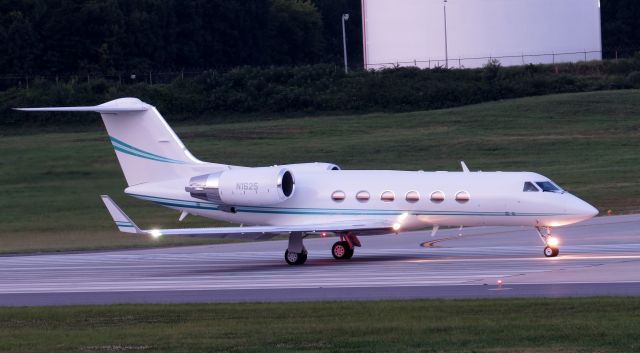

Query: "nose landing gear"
left=543, top=246, right=559, bottom=257
left=536, top=227, right=560, bottom=257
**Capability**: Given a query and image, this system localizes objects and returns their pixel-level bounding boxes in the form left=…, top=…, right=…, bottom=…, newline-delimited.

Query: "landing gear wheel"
left=285, top=249, right=307, bottom=265
left=544, top=246, right=559, bottom=258
left=332, top=241, right=354, bottom=260
left=344, top=247, right=354, bottom=259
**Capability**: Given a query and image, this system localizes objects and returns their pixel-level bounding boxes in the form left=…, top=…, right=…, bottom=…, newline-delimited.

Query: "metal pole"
left=342, top=14, right=350, bottom=74
left=443, top=0, right=449, bottom=68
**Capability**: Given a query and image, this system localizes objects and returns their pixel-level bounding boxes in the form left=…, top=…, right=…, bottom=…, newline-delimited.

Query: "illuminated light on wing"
left=150, top=229, right=163, bottom=239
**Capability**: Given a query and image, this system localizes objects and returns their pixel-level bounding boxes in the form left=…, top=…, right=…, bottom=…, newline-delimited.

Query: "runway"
left=1, top=214, right=639, bottom=306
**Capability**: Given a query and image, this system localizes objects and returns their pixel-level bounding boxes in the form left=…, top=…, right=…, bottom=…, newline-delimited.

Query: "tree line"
left=3, top=56, right=640, bottom=127
left=601, top=0, right=640, bottom=57
left=0, top=0, right=362, bottom=74
left=1, top=0, right=639, bottom=75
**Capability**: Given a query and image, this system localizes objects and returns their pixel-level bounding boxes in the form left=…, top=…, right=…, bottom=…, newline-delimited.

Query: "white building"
left=361, top=0, right=602, bottom=69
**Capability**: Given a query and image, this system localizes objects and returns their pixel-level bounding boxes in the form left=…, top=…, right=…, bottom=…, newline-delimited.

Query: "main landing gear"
left=332, top=232, right=361, bottom=260
left=285, top=248, right=307, bottom=265
left=536, top=227, right=560, bottom=258
left=284, top=232, right=363, bottom=265
left=285, top=232, right=308, bottom=265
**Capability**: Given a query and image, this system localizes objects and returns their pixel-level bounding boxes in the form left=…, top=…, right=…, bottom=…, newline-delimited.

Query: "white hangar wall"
left=361, top=0, right=602, bottom=69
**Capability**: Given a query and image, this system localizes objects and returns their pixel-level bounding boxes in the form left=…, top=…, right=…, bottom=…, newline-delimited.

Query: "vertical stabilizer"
left=16, top=98, right=224, bottom=186
left=99, top=98, right=202, bottom=185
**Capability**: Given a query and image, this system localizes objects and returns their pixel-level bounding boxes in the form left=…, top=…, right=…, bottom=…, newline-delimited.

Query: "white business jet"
left=18, top=98, right=598, bottom=265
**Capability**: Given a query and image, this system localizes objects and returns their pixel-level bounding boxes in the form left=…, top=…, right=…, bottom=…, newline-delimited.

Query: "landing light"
left=150, top=229, right=163, bottom=239
left=547, top=237, right=559, bottom=247
left=392, top=223, right=401, bottom=231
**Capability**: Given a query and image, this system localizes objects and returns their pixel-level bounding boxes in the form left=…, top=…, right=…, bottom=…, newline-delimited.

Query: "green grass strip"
left=0, top=298, right=638, bottom=352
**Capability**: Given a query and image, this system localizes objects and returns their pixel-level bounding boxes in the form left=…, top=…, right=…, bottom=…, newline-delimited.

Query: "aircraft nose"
left=575, top=199, right=598, bottom=219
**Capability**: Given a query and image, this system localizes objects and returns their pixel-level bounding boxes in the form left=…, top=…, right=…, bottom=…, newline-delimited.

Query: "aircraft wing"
left=101, top=195, right=394, bottom=240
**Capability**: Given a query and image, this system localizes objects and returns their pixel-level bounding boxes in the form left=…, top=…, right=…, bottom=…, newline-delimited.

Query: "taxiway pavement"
left=1, top=214, right=639, bottom=306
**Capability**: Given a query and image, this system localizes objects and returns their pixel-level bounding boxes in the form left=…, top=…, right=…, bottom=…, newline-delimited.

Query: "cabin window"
left=523, top=182, right=539, bottom=192
left=405, top=191, right=420, bottom=203
left=536, top=181, right=560, bottom=192
left=430, top=191, right=445, bottom=203
left=455, top=191, right=470, bottom=203
left=331, top=190, right=346, bottom=202
left=356, top=190, right=370, bottom=202
left=381, top=191, right=395, bottom=202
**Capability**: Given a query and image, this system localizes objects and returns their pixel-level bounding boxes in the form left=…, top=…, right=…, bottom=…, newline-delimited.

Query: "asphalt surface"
left=1, top=214, right=639, bottom=306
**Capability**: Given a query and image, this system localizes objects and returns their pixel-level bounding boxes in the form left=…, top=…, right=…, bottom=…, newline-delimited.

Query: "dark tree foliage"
left=601, top=0, right=640, bottom=57
left=2, top=0, right=637, bottom=74
left=3, top=57, right=640, bottom=127
left=266, top=0, right=325, bottom=65
left=314, top=0, right=362, bottom=68
left=0, top=0, right=361, bottom=74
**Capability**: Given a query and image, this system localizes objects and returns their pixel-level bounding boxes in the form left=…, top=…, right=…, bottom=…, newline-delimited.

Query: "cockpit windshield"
left=536, top=181, right=562, bottom=192
left=523, top=182, right=539, bottom=192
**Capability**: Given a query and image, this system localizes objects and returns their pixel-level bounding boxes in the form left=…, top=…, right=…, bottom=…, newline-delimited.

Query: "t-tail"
left=15, top=98, right=226, bottom=186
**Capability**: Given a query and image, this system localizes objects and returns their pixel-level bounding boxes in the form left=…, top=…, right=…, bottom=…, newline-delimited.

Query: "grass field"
left=1, top=90, right=639, bottom=253
left=0, top=298, right=638, bottom=352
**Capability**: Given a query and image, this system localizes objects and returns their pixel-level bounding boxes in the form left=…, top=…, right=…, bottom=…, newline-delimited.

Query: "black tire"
left=285, top=250, right=307, bottom=265
left=298, top=251, right=308, bottom=264
left=332, top=241, right=352, bottom=260
left=544, top=246, right=559, bottom=258
left=344, top=247, right=354, bottom=259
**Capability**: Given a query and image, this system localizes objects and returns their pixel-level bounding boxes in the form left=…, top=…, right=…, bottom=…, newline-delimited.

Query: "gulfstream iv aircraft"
left=18, top=98, right=598, bottom=265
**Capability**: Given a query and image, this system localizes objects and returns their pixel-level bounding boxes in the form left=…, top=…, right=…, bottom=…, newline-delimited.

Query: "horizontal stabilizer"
left=101, top=196, right=393, bottom=240
left=14, top=97, right=149, bottom=114
left=101, top=195, right=143, bottom=234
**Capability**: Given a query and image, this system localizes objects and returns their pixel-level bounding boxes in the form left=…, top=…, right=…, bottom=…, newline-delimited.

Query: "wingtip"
left=100, top=195, right=142, bottom=234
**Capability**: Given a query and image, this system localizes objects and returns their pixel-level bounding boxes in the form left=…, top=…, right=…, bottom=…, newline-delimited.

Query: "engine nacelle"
left=282, top=162, right=340, bottom=172
left=185, top=167, right=295, bottom=206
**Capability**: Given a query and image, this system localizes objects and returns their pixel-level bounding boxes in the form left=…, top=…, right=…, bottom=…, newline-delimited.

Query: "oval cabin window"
left=356, top=190, right=370, bottom=202
left=405, top=191, right=420, bottom=203
left=331, top=190, right=346, bottom=202
left=455, top=191, right=470, bottom=203
left=430, top=191, right=445, bottom=203
left=380, top=191, right=395, bottom=202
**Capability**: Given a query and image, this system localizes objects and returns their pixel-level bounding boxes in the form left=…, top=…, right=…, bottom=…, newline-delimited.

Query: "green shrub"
left=627, top=71, right=640, bottom=88
left=2, top=56, right=640, bottom=128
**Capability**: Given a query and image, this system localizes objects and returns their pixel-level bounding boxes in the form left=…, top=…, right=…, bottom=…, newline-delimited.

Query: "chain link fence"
left=2, top=47, right=640, bottom=90
left=365, top=50, right=605, bottom=70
